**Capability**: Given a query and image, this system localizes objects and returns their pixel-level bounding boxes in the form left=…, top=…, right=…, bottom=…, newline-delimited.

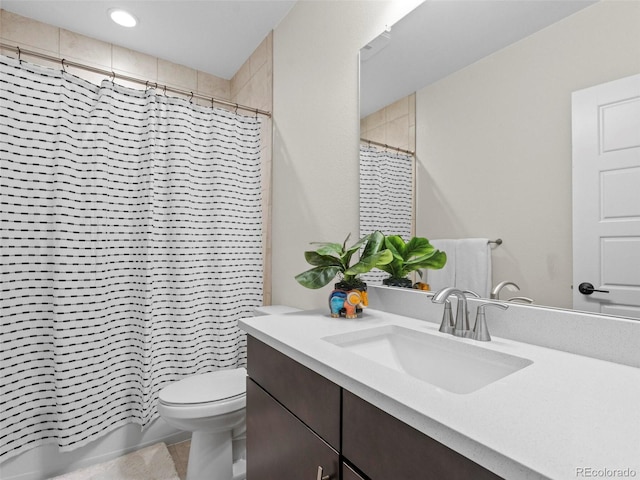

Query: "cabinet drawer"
left=247, top=379, right=339, bottom=480
left=247, top=335, right=341, bottom=449
left=342, top=390, right=502, bottom=480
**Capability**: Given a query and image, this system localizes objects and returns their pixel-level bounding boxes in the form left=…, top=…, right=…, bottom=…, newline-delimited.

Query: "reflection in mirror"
left=359, top=93, right=416, bottom=284
left=360, top=0, right=640, bottom=316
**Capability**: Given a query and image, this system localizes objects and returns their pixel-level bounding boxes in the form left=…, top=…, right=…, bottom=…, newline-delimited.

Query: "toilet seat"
left=158, top=368, right=246, bottom=417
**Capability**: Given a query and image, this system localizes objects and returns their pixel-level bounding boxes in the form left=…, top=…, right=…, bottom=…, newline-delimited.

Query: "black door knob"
left=578, top=282, right=610, bottom=295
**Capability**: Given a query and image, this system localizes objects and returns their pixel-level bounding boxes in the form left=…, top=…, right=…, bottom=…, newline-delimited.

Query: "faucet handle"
left=472, top=303, right=508, bottom=342
left=438, top=299, right=454, bottom=334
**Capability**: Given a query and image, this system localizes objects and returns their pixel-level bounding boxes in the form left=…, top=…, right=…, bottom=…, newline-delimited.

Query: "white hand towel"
left=425, top=239, right=456, bottom=292
left=455, top=238, right=492, bottom=297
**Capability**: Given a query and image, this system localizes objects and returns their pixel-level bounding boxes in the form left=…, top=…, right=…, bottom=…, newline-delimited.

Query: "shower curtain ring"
left=17, top=46, right=22, bottom=64
left=61, top=58, right=67, bottom=73
left=189, top=92, right=193, bottom=103
left=110, top=71, right=116, bottom=82
left=234, top=103, right=239, bottom=114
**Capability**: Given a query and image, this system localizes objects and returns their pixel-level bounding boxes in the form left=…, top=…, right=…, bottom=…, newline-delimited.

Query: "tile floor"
left=167, top=439, right=191, bottom=480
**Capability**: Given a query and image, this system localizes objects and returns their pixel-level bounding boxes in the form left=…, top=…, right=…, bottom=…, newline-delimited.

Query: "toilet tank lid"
left=159, top=368, right=246, bottom=405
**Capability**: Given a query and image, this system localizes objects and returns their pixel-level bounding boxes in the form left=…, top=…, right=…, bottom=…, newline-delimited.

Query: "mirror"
left=360, top=0, right=638, bottom=312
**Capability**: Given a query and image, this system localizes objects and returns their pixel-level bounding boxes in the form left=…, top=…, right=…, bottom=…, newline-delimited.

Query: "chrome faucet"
left=432, top=287, right=471, bottom=338
left=490, top=281, right=520, bottom=300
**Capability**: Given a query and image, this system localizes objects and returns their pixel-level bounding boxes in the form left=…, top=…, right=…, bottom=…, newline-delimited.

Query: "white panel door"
left=572, top=74, right=640, bottom=318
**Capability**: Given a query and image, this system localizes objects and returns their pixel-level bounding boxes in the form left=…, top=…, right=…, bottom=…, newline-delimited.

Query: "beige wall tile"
left=409, top=93, right=416, bottom=128
left=60, top=29, right=111, bottom=70
left=360, top=118, right=367, bottom=136
left=362, top=93, right=414, bottom=151
left=386, top=96, right=409, bottom=121
left=113, top=45, right=157, bottom=80
left=367, top=124, right=386, bottom=145
left=252, top=64, right=272, bottom=111
left=197, top=71, right=230, bottom=100
left=233, top=78, right=257, bottom=108
left=365, top=107, right=386, bottom=130
left=409, top=124, right=416, bottom=151
left=386, top=115, right=410, bottom=150
left=230, top=59, right=251, bottom=99
left=1, top=10, right=59, bottom=54
left=250, top=36, right=268, bottom=76
left=158, top=58, right=197, bottom=91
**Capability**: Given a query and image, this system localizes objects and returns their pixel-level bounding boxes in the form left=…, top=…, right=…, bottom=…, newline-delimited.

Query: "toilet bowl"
left=158, top=305, right=300, bottom=480
left=159, top=368, right=246, bottom=480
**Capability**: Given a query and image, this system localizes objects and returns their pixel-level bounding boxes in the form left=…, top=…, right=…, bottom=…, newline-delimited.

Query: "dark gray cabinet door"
left=342, top=390, right=502, bottom=480
left=247, top=379, right=339, bottom=480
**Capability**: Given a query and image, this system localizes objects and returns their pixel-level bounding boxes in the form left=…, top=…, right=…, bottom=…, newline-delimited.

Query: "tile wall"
left=0, top=9, right=273, bottom=304
left=360, top=93, right=416, bottom=153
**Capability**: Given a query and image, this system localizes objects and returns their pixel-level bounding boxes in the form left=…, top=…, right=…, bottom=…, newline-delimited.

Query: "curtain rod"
left=1, top=42, right=271, bottom=118
left=360, top=137, right=414, bottom=156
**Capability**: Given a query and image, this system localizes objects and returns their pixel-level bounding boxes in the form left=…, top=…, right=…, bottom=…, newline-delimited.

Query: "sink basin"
left=323, top=325, right=532, bottom=394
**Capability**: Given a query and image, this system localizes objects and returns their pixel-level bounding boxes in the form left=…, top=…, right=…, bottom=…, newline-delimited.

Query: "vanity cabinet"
left=246, top=336, right=502, bottom=480
left=246, top=336, right=340, bottom=479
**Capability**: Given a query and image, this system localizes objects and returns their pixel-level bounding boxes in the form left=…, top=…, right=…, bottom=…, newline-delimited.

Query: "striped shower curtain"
left=359, top=144, right=413, bottom=284
left=0, top=56, right=263, bottom=460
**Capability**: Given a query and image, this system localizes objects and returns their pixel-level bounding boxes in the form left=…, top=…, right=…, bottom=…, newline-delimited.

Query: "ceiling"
left=1, top=0, right=296, bottom=80
left=360, top=0, right=598, bottom=117
left=2, top=0, right=598, bottom=108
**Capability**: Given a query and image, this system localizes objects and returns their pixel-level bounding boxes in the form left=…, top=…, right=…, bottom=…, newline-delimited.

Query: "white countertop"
left=240, top=308, right=640, bottom=480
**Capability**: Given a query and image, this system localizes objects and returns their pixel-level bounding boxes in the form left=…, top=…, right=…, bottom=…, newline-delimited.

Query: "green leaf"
left=295, top=265, right=342, bottom=289
left=342, top=233, right=370, bottom=267
left=304, top=251, right=342, bottom=267
left=385, top=235, right=407, bottom=258
left=345, top=249, right=394, bottom=275
left=361, top=231, right=385, bottom=259
left=343, top=234, right=370, bottom=257
left=407, top=251, right=447, bottom=270
left=311, top=242, right=344, bottom=257
left=404, top=237, right=435, bottom=259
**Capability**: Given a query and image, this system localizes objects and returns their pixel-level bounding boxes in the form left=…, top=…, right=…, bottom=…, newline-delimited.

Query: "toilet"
left=158, top=305, right=300, bottom=480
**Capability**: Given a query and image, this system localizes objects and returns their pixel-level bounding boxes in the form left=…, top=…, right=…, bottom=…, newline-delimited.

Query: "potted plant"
left=379, top=235, right=447, bottom=288
left=295, top=231, right=393, bottom=317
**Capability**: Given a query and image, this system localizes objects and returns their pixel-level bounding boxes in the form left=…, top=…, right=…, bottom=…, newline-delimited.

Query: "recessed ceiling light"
left=109, top=9, right=138, bottom=28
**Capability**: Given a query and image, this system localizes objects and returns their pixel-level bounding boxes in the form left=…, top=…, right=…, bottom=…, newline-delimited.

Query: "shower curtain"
left=0, top=56, right=263, bottom=461
left=359, top=144, right=413, bottom=284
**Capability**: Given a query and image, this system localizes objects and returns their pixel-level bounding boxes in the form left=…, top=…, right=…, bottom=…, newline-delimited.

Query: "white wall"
left=271, top=0, right=422, bottom=308
left=415, top=0, right=640, bottom=309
